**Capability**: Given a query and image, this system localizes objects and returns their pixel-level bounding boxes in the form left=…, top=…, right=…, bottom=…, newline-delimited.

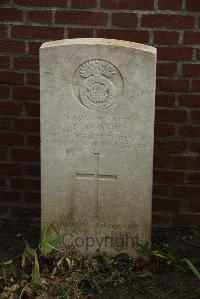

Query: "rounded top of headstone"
left=40, top=38, right=157, bottom=54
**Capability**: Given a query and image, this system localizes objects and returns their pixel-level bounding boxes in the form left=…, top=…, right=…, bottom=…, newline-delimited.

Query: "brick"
left=153, top=199, right=180, bottom=212
left=182, top=64, right=200, bottom=76
left=12, top=205, right=40, bottom=217
left=112, top=13, right=137, bottom=27
left=11, top=148, right=40, bottom=162
left=197, top=49, right=200, bottom=60
left=187, top=200, right=200, bottom=211
left=155, top=124, right=176, bottom=137
left=186, top=0, right=200, bottom=11
left=0, top=163, right=22, bottom=176
left=68, top=28, right=93, bottom=38
left=24, top=193, right=40, bottom=204
left=24, top=164, right=40, bottom=177
left=157, top=79, right=188, bottom=92
left=0, top=179, right=7, bottom=188
left=179, top=126, right=200, bottom=137
left=29, top=42, right=43, bottom=55
left=0, top=86, right=9, bottom=99
left=172, top=214, right=200, bottom=225
left=152, top=213, right=170, bottom=225
left=154, top=154, right=170, bottom=168
left=153, top=185, right=169, bottom=196
left=174, top=156, right=200, bottom=170
left=55, top=11, right=108, bottom=26
left=0, top=25, right=7, bottom=37
left=0, top=148, right=7, bottom=160
left=0, top=8, right=23, bottom=22
left=172, top=185, right=200, bottom=199
left=0, top=147, right=8, bottom=161
left=157, top=63, right=177, bottom=76
left=71, top=0, right=96, bottom=8
left=101, top=0, right=154, bottom=9
left=0, top=101, right=22, bottom=115
left=0, top=72, right=24, bottom=85
left=14, top=57, right=39, bottom=71
left=184, top=202, right=200, bottom=214
left=179, top=95, right=200, bottom=107
left=154, top=140, right=187, bottom=153
left=156, top=94, right=175, bottom=107
left=154, top=31, right=179, bottom=45
left=96, top=29, right=149, bottom=43
left=26, top=73, right=40, bottom=86
left=1, top=0, right=10, bottom=4
left=10, top=178, right=40, bottom=190
left=188, top=173, right=200, bottom=183
left=192, top=80, right=200, bottom=91
left=157, top=47, right=193, bottom=61
left=142, top=15, right=194, bottom=29
left=0, top=191, right=21, bottom=203
left=0, top=56, right=10, bottom=69
left=0, top=40, right=25, bottom=54
left=27, top=134, right=40, bottom=146
left=0, top=119, right=10, bottom=131
left=155, top=109, right=187, bottom=122
left=25, top=102, right=40, bottom=116
left=14, top=0, right=67, bottom=7
left=27, top=10, right=52, bottom=24
left=158, top=0, right=182, bottom=10
left=0, top=133, right=24, bottom=145
left=191, top=142, right=200, bottom=152
left=16, top=119, right=40, bottom=133
left=0, top=118, right=11, bottom=129
left=154, top=170, right=185, bottom=183
left=12, top=25, right=64, bottom=40
left=13, top=87, right=40, bottom=101
left=184, top=32, right=200, bottom=44
left=0, top=208, right=8, bottom=217
left=191, top=111, right=200, bottom=122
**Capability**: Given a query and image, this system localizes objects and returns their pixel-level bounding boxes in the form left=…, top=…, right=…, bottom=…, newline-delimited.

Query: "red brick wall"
left=0, top=0, right=200, bottom=225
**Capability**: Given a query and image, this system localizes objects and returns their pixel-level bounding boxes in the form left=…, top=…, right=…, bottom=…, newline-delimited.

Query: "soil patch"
left=0, top=219, right=199, bottom=298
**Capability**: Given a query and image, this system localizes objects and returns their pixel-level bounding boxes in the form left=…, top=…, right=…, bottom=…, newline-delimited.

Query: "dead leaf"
left=51, top=276, right=60, bottom=285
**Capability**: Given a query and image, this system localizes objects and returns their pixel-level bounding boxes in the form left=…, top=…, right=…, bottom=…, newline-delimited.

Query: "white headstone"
left=40, top=38, right=156, bottom=256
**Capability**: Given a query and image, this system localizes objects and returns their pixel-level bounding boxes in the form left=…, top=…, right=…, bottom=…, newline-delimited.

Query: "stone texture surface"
left=40, top=38, right=156, bottom=255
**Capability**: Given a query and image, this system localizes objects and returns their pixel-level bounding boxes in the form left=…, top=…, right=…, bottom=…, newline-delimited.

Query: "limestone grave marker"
left=40, top=38, right=157, bottom=255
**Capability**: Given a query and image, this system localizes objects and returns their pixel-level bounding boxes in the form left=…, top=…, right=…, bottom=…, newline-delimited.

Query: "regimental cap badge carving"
left=79, top=60, right=116, bottom=78
left=72, top=59, right=124, bottom=111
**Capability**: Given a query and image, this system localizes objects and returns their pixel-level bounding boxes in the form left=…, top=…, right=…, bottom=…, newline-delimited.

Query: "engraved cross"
left=76, top=153, right=117, bottom=218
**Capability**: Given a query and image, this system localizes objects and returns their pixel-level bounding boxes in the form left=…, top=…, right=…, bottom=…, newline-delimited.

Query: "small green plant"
left=136, top=242, right=152, bottom=266
left=21, top=226, right=60, bottom=290
left=181, top=258, right=200, bottom=281
left=20, top=225, right=74, bottom=293
left=65, top=257, right=74, bottom=270
left=32, top=253, right=41, bottom=290
left=21, top=240, right=36, bottom=270
left=153, top=247, right=179, bottom=266
left=136, top=243, right=200, bottom=281
left=0, top=259, right=16, bottom=282
left=40, top=226, right=61, bottom=257
left=21, top=239, right=42, bottom=290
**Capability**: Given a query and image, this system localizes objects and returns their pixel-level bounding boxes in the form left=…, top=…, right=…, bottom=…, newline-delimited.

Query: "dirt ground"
left=0, top=219, right=200, bottom=299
